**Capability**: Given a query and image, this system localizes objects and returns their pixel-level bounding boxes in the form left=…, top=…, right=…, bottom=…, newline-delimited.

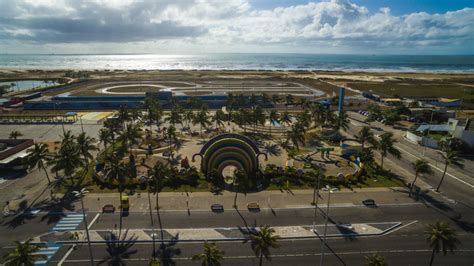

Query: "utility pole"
left=72, top=188, right=94, bottom=266
left=319, top=185, right=333, bottom=266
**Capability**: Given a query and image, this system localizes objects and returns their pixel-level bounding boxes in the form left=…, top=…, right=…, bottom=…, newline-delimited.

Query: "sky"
left=0, top=0, right=472, bottom=54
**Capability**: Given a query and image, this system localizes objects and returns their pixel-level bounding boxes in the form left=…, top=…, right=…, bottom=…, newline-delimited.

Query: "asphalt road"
left=49, top=232, right=474, bottom=265
left=346, top=112, right=474, bottom=207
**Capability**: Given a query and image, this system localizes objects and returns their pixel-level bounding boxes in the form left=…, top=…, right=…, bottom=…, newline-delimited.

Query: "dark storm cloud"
left=0, top=17, right=204, bottom=43
left=0, top=0, right=206, bottom=44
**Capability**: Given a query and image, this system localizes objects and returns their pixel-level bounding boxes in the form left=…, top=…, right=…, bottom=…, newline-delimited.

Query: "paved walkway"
left=79, top=187, right=421, bottom=213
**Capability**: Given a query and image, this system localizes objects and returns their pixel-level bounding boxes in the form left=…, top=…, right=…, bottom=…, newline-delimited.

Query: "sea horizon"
left=0, top=53, right=473, bottom=73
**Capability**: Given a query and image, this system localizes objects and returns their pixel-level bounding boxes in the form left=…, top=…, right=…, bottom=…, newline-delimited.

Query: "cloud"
left=0, top=0, right=472, bottom=53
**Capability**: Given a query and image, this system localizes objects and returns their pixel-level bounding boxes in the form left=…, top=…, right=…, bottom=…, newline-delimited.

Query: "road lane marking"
left=395, top=144, right=474, bottom=188
left=88, top=213, right=100, bottom=230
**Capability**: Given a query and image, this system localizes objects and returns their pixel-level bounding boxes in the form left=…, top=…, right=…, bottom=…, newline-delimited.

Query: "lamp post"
left=72, top=188, right=94, bottom=266
left=312, top=167, right=321, bottom=234
left=319, top=185, right=333, bottom=266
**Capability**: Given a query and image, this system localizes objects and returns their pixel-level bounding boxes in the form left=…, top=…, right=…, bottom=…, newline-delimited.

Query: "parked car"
left=247, top=202, right=260, bottom=211
left=211, top=204, right=224, bottom=212
left=102, top=204, right=116, bottom=213
left=362, top=199, right=377, bottom=207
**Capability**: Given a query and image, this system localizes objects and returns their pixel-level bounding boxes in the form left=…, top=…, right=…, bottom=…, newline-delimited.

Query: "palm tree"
left=148, top=161, right=169, bottom=245
left=25, top=143, right=52, bottom=185
left=410, top=159, right=432, bottom=197
left=120, top=123, right=143, bottom=155
left=271, top=94, right=281, bottom=106
left=117, top=105, right=131, bottom=128
left=311, top=104, right=326, bottom=127
left=49, top=133, right=83, bottom=182
left=261, top=142, right=282, bottom=157
left=249, top=226, right=280, bottom=266
left=2, top=240, right=46, bottom=266
left=280, top=111, right=292, bottom=127
left=98, top=128, right=113, bottom=151
left=193, top=106, right=211, bottom=137
left=284, top=94, right=294, bottom=110
left=426, top=222, right=460, bottom=266
left=295, top=110, right=311, bottom=129
left=334, top=110, right=349, bottom=131
left=232, top=169, right=249, bottom=208
left=268, top=110, right=279, bottom=136
left=102, top=154, right=130, bottom=237
left=183, top=109, right=195, bottom=129
left=376, top=132, right=401, bottom=171
left=287, top=123, right=305, bottom=151
left=436, top=149, right=464, bottom=192
left=356, top=126, right=375, bottom=149
left=165, top=125, right=177, bottom=159
left=192, top=242, right=225, bottom=266
left=77, top=132, right=97, bottom=163
left=9, top=130, right=23, bottom=139
left=365, top=253, right=387, bottom=266
left=166, top=105, right=183, bottom=128
left=143, top=97, right=162, bottom=132
left=252, top=106, right=266, bottom=133
left=212, top=110, right=226, bottom=132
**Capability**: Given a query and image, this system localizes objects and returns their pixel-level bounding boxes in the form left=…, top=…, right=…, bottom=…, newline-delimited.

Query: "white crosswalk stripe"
left=34, top=244, right=62, bottom=265
left=51, top=213, right=86, bottom=232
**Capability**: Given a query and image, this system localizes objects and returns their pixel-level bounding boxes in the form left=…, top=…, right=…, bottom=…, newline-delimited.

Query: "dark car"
left=211, top=204, right=224, bottom=212
left=362, top=199, right=377, bottom=207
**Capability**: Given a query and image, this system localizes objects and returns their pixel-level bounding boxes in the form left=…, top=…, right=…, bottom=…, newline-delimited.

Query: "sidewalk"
left=80, top=187, right=420, bottom=212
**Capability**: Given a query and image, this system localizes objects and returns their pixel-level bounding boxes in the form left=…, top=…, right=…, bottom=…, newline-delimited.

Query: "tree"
left=232, top=169, right=249, bottom=208
left=192, top=242, right=225, bottom=266
left=284, top=94, right=294, bottom=110
left=193, top=106, right=211, bottom=137
left=426, top=222, right=460, bottom=266
left=268, top=110, right=279, bottom=136
left=165, top=125, right=177, bottom=159
left=286, top=122, right=305, bottom=151
left=365, top=253, right=387, bottom=266
left=119, top=123, right=143, bottom=155
left=148, top=161, right=169, bottom=245
left=77, top=132, right=97, bottom=163
left=249, top=226, right=280, bottom=266
left=410, top=160, right=432, bottom=197
left=143, top=97, right=162, bottom=132
left=98, top=128, right=113, bottom=151
left=252, top=106, right=266, bottom=133
left=2, top=240, right=46, bottom=266
left=280, top=111, right=292, bottom=127
left=437, top=149, right=464, bottom=192
left=376, top=132, right=401, bottom=171
left=356, top=126, right=375, bottom=149
left=117, top=105, right=131, bottom=128
left=102, top=154, right=130, bottom=237
left=212, top=110, right=226, bottom=132
left=271, top=94, right=281, bottom=105
left=166, top=105, right=183, bottom=128
left=334, top=111, right=349, bottom=131
left=311, top=104, right=326, bottom=127
left=49, top=131, right=83, bottom=181
left=24, top=143, right=52, bottom=185
left=183, top=109, right=195, bottom=129
left=9, top=130, right=23, bottom=140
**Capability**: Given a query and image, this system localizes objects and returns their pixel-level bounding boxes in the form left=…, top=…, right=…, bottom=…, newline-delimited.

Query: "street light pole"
left=319, top=185, right=332, bottom=266
left=73, top=188, right=94, bottom=266
left=312, top=169, right=321, bottom=233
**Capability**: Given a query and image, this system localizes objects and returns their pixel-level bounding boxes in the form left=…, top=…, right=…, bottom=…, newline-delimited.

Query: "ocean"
left=0, top=54, right=472, bottom=73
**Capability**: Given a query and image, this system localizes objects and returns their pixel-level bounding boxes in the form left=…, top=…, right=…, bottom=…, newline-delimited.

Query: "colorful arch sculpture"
left=193, top=133, right=266, bottom=178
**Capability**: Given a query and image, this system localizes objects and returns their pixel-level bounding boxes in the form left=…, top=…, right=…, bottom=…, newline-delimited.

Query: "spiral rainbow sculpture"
left=193, top=133, right=266, bottom=178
